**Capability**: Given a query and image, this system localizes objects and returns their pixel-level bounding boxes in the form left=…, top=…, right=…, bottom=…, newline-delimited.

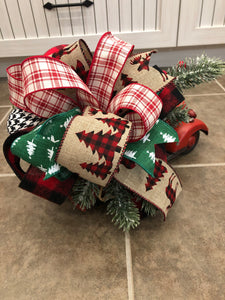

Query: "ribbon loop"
left=87, top=32, right=134, bottom=111
left=108, top=83, right=162, bottom=142
left=7, top=32, right=167, bottom=141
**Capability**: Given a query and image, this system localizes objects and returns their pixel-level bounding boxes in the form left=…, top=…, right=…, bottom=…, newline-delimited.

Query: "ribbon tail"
left=115, top=159, right=182, bottom=219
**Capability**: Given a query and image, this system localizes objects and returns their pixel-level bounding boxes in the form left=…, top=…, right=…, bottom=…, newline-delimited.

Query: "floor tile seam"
left=125, top=231, right=135, bottom=300
left=0, top=105, right=12, bottom=108
left=172, top=162, right=225, bottom=168
left=0, top=107, right=11, bottom=126
left=215, top=79, right=225, bottom=92
left=0, top=173, right=16, bottom=177
left=183, top=92, right=225, bottom=97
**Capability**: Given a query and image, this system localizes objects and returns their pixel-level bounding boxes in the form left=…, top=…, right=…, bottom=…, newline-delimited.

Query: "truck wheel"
left=183, top=131, right=200, bottom=154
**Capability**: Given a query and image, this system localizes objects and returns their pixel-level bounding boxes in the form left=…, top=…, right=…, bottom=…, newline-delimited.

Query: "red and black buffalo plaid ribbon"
left=3, top=129, right=76, bottom=204
left=159, top=82, right=185, bottom=119
left=19, top=165, right=76, bottom=205
left=7, top=32, right=162, bottom=142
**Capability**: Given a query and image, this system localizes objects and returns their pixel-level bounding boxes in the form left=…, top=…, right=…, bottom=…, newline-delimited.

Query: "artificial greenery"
left=70, top=53, right=224, bottom=231
left=70, top=177, right=141, bottom=231
left=106, top=197, right=140, bottom=231
left=167, top=54, right=225, bottom=93
left=70, top=177, right=100, bottom=210
left=164, top=104, right=190, bottom=128
left=104, top=179, right=140, bottom=231
left=70, top=177, right=159, bottom=231
left=140, top=198, right=158, bottom=217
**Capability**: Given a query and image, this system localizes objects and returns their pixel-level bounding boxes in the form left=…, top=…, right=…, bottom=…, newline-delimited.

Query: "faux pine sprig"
left=164, top=104, right=190, bottom=128
left=70, top=177, right=100, bottom=210
left=105, top=179, right=140, bottom=231
left=167, top=54, right=225, bottom=93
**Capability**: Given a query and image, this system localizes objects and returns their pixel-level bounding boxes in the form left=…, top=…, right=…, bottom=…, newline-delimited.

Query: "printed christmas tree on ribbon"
left=123, top=119, right=179, bottom=177
left=11, top=108, right=81, bottom=180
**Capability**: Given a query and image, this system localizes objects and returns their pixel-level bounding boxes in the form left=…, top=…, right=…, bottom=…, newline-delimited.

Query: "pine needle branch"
left=70, top=177, right=100, bottom=210
left=164, top=104, right=190, bottom=128
left=104, top=179, right=140, bottom=231
left=167, top=54, right=225, bottom=93
left=141, top=199, right=157, bottom=216
left=107, top=197, right=140, bottom=231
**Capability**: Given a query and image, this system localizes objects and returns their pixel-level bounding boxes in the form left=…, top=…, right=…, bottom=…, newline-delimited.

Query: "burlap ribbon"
left=7, top=32, right=182, bottom=217
left=56, top=107, right=131, bottom=186
left=7, top=32, right=165, bottom=142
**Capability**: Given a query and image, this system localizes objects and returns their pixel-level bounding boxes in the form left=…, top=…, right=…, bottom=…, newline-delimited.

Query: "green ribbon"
left=11, top=108, right=81, bottom=180
left=123, top=119, right=179, bottom=177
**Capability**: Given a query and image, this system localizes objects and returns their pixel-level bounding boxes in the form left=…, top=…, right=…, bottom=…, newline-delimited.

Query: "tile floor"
left=0, top=77, right=225, bottom=300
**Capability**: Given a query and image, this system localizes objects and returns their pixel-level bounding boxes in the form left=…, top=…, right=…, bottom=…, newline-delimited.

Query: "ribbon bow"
left=7, top=32, right=162, bottom=142
left=7, top=32, right=182, bottom=218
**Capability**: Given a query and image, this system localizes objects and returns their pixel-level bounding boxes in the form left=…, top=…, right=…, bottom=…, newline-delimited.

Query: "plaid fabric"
left=72, top=60, right=89, bottom=83
left=115, top=158, right=182, bottom=218
left=44, top=44, right=67, bottom=57
left=77, top=129, right=122, bottom=162
left=155, top=144, right=167, bottom=162
left=165, top=174, right=179, bottom=208
left=95, top=117, right=130, bottom=134
left=159, top=82, right=185, bottom=118
left=7, top=64, right=28, bottom=112
left=130, top=51, right=156, bottom=71
left=19, top=165, right=76, bottom=204
left=87, top=32, right=134, bottom=111
left=120, top=157, right=136, bottom=169
left=80, top=162, right=111, bottom=180
left=7, top=56, right=99, bottom=118
left=145, top=159, right=168, bottom=191
left=108, top=83, right=162, bottom=142
left=3, top=127, right=76, bottom=204
left=56, top=108, right=131, bottom=187
left=3, top=128, right=32, bottom=180
left=153, top=159, right=168, bottom=178
left=7, top=33, right=162, bottom=141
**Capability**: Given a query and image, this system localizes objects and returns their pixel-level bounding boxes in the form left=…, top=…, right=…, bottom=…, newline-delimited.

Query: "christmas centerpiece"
left=3, top=32, right=224, bottom=231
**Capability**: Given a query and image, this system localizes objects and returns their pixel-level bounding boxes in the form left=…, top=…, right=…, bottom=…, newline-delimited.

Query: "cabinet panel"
left=178, top=0, right=225, bottom=46
left=0, top=0, right=180, bottom=57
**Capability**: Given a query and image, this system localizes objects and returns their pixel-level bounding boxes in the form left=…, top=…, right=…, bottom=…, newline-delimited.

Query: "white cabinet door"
left=0, top=0, right=180, bottom=57
left=178, top=0, right=225, bottom=46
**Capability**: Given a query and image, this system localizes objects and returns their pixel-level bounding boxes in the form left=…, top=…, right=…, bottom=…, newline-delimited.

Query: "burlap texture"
left=115, top=159, right=182, bottom=218
left=50, top=44, right=173, bottom=100
left=49, top=40, right=92, bottom=100
left=49, top=39, right=92, bottom=71
left=114, top=51, right=174, bottom=95
left=56, top=108, right=131, bottom=186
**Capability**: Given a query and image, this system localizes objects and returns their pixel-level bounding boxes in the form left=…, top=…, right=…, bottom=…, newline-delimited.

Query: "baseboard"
left=1, top=44, right=225, bottom=78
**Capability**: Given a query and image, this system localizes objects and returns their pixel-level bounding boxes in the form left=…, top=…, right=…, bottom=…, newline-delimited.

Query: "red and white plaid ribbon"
left=7, top=32, right=162, bottom=142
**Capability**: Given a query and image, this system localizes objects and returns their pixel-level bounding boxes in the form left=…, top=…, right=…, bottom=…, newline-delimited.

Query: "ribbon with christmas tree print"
left=56, top=107, right=131, bottom=186
left=7, top=32, right=171, bottom=142
left=6, top=32, right=183, bottom=216
left=115, top=158, right=182, bottom=218
left=10, top=108, right=81, bottom=180
left=124, top=119, right=179, bottom=177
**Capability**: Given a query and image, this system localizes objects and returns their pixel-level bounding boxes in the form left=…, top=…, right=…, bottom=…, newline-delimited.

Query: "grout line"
left=172, top=162, right=225, bottom=168
left=0, top=105, right=12, bottom=108
left=125, top=231, right=135, bottom=300
left=184, top=92, right=225, bottom=97
left=0, top=107, right=12, bottom=126
left=0, top=173, right=16, bottom=177
left=215, top=79, right=225, bottom=92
